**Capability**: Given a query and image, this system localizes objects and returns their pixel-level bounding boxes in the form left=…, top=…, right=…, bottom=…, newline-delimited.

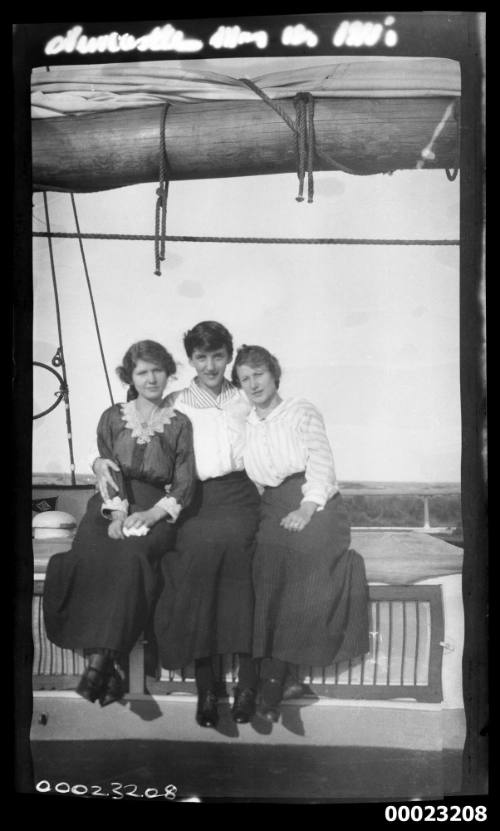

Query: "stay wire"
left=41, top=192, right=77, bottom=486
left=70, top=193, right=115, bottom=405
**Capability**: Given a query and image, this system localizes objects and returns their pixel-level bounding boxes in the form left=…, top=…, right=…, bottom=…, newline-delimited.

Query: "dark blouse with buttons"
left=97, top=400, right=197, bottom=513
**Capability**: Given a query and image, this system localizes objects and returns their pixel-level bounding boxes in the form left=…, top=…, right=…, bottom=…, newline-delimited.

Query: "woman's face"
left=189, top=345, right=231, bottom=395
left=131, top=359, right=168, bottom=404
left=236, top=362, right=278, bottom=410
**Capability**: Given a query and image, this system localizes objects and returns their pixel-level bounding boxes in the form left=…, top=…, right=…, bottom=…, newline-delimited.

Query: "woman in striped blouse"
left=232, top=345, right=369, bottom=722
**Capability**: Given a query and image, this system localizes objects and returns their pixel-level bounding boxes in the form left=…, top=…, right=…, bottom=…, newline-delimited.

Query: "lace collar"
left=120, top=400, right=176, bottom=445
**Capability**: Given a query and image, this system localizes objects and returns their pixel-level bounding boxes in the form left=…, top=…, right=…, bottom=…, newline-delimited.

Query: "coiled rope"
left=154, top=103, right=172, bottom=275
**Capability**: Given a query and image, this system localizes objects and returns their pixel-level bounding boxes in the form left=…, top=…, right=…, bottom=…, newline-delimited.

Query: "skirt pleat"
left=252, top=475, right=370, bottom=666
left=154, top=471, right=260, bottom=669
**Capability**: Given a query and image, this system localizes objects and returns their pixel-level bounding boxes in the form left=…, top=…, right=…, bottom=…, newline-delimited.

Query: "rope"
left=445, top=99, right=461, bottom=181
left=33, top=230, right=460, bottom=246
left=239, top=78, right=359, bottom=179
left=416, top=98, right=459, bottom=171
left=154, top=103, right=171, bottom=275
left=294, top=93, right=316, bottom=203
left=42, top=192, right=77, bottom=486
left=70, top=193, right=114, bottom=405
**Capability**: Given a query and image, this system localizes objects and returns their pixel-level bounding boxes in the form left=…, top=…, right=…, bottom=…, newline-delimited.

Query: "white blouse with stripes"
left=243, top=397, right=339, bottom=509
left=165, top=379, right=250, bottom=481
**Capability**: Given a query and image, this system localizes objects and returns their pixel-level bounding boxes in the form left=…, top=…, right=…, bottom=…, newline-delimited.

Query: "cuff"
left=155, top=495, right=182, bottom=524
left=301, top=484, right=339, bottom=512
left=101, top=496, right=129, bottom=520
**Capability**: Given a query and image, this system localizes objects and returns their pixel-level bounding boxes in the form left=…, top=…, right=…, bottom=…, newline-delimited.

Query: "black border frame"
left=13, top=12, right=487, bottom=802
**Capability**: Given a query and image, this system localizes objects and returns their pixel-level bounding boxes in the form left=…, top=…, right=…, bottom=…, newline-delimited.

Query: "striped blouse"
left=243, top=397, right=339, bottom=509
left=165, top=378, right=251, bottom=481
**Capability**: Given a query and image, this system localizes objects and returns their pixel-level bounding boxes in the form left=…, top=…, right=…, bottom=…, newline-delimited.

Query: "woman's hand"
left=280, top=502, right=317, bottom=533
left=93, top=458, right=120, bottom=501
left=108, top=517, right=125, bottom=539
left=124, top=506, right=166, bottom=532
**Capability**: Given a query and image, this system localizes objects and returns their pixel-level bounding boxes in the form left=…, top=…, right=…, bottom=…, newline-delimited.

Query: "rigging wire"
left=41, top=192, right=77, bottom=486
left=70, top=193, right=115, bottom=405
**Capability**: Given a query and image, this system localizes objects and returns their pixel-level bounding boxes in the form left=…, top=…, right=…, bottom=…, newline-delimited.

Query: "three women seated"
left=43, top=321, right=369, bottom=727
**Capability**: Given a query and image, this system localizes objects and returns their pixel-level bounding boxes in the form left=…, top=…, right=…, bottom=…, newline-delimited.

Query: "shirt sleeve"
left=154, top=414, right=197, bottom=523
left=297, top=404, right=339, bottom=509
left=96, top=408, right=129, bottom=519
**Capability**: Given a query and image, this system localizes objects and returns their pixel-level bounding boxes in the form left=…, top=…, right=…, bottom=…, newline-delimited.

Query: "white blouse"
left=243, top=397, right=339, bottom=509
left=165, top=379, right=250, bottom=481
left=90, top=381, right=249, bottom=490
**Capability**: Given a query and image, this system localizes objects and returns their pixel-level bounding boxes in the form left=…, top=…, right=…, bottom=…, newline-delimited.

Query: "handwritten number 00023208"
left=36, top=780, right=178, bottom=800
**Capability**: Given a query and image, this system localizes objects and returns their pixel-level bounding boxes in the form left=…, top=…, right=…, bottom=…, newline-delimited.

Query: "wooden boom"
left=32, top=97, right=459, bottom=192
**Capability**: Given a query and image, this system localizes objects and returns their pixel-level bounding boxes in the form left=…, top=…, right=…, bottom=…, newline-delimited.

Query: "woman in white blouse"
left=232, top=345, right=370, bottom=722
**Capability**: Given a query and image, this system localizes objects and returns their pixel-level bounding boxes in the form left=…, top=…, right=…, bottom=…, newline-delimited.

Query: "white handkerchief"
left=123, top=525, right=149, bottom=537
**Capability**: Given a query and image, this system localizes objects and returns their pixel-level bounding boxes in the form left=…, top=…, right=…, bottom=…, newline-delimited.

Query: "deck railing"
left=32, top=479, right=463, bottom=539
left=32, top=582, right=444, bottom=703
left=31, top=479, right=458, bottom=704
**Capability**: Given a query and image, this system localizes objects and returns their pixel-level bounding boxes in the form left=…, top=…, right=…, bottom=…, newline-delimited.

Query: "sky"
left=32, top=56, right=461, bottom=483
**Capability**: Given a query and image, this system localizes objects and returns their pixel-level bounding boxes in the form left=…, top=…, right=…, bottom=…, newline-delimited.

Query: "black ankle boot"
left=257, top=678, right=283, bottom=722
left=196, top=690, right=219, bottom=728
left=99, top=666, right=125, bottom=707
left=231, top=687, right=257, bottom=724
left=76, top=665, right=107, bottom=703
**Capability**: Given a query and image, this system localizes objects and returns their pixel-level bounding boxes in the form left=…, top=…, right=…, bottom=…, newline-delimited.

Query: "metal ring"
left=33, top=361, right=66, bottom=420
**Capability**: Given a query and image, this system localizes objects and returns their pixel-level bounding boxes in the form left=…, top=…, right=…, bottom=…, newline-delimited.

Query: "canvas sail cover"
left=31, top=57, right=461, bottom=119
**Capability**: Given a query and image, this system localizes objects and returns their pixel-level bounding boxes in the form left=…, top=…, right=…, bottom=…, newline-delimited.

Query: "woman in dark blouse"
left=43, top=340, right=196, bottom=706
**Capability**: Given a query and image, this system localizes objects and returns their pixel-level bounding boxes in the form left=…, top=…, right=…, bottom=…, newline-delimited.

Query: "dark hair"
left=116, top=340, right=176, bottom=400
left=231, top=345, right=282, bottom=389
left=183, top=321, right=233, bottom=360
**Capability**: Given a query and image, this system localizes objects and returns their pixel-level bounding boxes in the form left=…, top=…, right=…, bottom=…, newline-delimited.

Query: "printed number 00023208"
left=384, top=804, right=487, bottom=822
left=35, top=781, right=178, bottom=800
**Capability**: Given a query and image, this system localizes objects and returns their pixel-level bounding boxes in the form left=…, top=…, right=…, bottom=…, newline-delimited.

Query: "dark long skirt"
left=252, top=474, right=370, bottom=666
left=43, top=480, right=175, bottom=655
left=154, top=471, right=260, bottom=669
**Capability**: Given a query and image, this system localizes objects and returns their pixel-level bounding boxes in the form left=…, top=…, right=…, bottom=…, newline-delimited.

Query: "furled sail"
left=31, top=58, right=461, bottom=191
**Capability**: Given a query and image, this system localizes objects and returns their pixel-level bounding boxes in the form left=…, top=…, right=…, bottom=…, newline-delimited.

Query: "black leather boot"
left=231, top=687, right=257, bottom=723
left=196, top=689, right=219, bottom=728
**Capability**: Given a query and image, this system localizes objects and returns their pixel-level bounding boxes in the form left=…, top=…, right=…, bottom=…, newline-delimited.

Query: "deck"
left=29, top=482, right=465, bottom=800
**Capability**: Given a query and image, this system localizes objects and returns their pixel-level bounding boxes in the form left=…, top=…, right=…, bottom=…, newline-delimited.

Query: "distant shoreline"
left=32, top=473, right=461, bottom=495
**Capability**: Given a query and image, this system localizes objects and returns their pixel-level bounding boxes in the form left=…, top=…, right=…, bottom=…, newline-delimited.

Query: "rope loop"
left=239, top=78, right=357, bottom=200
left=293, top=93, right=316, bottom=203
left=154, top=103, right=171, bottom=275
